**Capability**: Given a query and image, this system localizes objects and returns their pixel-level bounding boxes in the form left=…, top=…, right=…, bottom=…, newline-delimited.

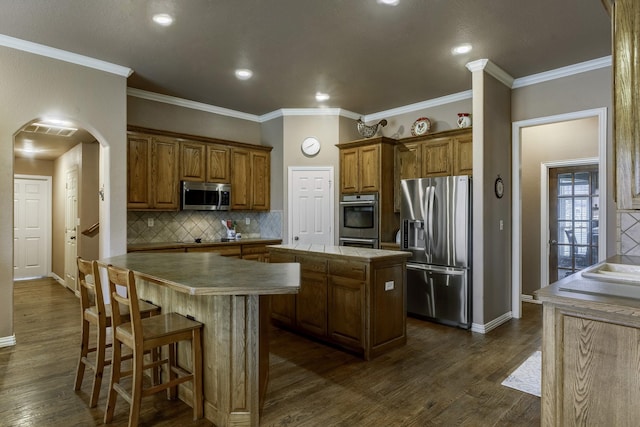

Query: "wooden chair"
left=74, top=257, right=160, bottom=408
left=104, top=264, right=204, bottom=426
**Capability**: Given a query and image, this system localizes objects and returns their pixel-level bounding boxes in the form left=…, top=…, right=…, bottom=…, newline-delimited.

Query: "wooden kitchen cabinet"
left=327, top=260, right=366, bottom=349
left=339, top=139, right=393, bottom=194
left=337, top=137, right=398, bottom=243
left=180, top=141, right=230, bottom=183
left=127, top=133, right=179, bottom=210
left=128, top=126, right=271, bottom=211
left=394, top=128, right=472, bottom=211
left=231, top=147, right=270, bottom=211
left=296, top=258, right=328, bottom=336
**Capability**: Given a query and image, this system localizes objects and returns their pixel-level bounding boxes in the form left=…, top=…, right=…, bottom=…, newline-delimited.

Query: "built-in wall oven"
left=338, top=193, right=379, bottom=248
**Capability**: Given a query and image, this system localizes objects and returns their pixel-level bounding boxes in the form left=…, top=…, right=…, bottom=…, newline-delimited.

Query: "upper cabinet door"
left=453, top=134, right=473, bottom=176
left=421, top=138, right=452, bottom=177
left=151, top=137, right=180, bottom=210
left=127, top=135, right=152, bottom=209
left=231, top=148, right=251, bottom=210
left=359, top=144, right=380, bottom=193
left=180, top=141, right=206, bottom=182
left=340, top=147, right=359, bottom=194
left=206, top=144, right=230, bottom=183
left=251, top=150, right=270, bottom=211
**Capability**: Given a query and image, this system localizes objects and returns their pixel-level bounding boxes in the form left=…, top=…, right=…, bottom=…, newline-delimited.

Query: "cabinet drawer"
left=242, top=244, right=268, bottom=255
left=296, top=255, right=327, bottom=274
left=328, top=260, right=366, bottom=281
left=187, top=245, right=241, bottom=256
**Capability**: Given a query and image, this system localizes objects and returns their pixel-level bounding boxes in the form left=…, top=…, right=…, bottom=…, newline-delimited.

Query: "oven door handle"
left=339, top=200, right=377, bottom=206
left=339, top=237, right=377, bottom=244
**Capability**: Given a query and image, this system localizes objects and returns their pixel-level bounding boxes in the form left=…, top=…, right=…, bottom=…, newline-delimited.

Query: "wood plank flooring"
left=1, top=278, right=541, bottom=426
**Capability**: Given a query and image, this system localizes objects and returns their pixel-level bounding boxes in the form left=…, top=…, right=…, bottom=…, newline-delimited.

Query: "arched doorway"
left=13, top=117, right=101, bottom=294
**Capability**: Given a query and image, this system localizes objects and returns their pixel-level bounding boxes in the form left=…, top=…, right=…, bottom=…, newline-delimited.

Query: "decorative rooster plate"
left=411, top=117, right=431, bottom=136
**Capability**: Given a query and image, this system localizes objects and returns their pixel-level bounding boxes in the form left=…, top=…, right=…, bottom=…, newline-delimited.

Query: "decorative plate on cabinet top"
left=411, top=117, right=431, bottom=136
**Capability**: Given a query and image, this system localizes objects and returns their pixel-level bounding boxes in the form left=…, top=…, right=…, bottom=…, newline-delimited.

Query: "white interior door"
left=65, top=167, right=79, bottom=292
left=289, top=167, right=334, bottom=245
left=13, top=176, right=51, bottom=279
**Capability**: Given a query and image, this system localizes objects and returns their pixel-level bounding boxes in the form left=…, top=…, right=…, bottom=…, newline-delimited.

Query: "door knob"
left=70, top=236, right=76, bottom=240
left=294, top=236, right=299, bottom=241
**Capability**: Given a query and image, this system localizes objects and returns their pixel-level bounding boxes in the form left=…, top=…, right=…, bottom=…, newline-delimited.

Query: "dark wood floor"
left=1, top=278, right=542, bottom=426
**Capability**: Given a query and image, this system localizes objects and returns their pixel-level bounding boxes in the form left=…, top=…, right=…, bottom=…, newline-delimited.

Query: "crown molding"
left=364, top=90, right=473, bottom=122
left=127, top=88, right=261, bottom=122
left=465, top=59, right=514, bottom=88
left=0, top=33, right=132, bottom=77
left=512, top=56, right=612, bottom=88
left=260, top=108, right=361, bottom=122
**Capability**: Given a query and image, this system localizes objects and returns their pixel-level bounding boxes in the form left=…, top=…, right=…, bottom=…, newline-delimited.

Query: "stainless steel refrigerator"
left=400, top=176, right=472, bottom=329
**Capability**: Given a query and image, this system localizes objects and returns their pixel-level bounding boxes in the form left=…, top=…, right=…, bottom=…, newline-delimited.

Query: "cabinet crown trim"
left=128, top=126, right=273, bottom=152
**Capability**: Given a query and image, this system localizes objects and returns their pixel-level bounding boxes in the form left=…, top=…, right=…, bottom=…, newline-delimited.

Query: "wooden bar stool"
left=104, top=264, right=204, bottom=427
left=74, top=257, right=160, bottom=408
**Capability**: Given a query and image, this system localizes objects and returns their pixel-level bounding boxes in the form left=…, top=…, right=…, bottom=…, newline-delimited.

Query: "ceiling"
left=5, top=0, right=611, bottom=159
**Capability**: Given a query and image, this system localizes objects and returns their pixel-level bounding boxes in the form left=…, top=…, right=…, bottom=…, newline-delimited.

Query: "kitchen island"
left=98, top=251, right=299, bottom=427
left=536, top=255, right=640, bottom=426
left=268, top=244, right=411, bottom=360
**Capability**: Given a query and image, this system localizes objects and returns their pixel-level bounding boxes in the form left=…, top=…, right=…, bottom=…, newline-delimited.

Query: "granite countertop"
left=128, top=238, right=283, bottom=252
left=98, top=252, right=299, bottom=296
left=268, top=244, right=412, bottom=262
left=535, top=255, right=640, bottom=311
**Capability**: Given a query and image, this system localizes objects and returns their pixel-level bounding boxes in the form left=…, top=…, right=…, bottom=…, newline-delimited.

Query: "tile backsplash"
left=618, top=211, right=640, bottom=255
left=128, top=210, right=282, bottom=244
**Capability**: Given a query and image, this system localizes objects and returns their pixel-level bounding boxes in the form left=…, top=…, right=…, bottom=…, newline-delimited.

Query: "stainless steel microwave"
left=181, top=181, right=231, bottom=211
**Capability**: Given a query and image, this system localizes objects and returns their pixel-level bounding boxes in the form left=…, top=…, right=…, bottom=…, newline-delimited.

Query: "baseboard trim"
left=0, top=335, right=16, bottom=348
left=522, top=294, right=542, bottom=305
left=50, top=272, right=65, bottom=286
left=470, top=311, right=513, bottom=334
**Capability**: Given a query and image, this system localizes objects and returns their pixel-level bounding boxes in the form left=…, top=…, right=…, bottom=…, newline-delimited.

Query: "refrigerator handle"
left=428, top=185, right=435, bottom=256
left=423, top=187, right=430, bottom=259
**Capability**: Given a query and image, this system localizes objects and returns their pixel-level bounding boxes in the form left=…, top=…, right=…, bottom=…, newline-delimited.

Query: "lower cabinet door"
left=328, top=275, right=365, bottom=349
left=296, top=272, right=327, bottom=336
left=270, top=252, right=297, bottom=326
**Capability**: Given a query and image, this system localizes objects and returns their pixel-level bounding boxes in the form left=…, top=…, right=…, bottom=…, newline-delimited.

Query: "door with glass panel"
left=548, top=165, right=599, bottom=282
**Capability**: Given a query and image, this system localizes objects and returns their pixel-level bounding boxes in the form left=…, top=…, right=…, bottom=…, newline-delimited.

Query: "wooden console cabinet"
left=268, top=244, right=409, bottom=360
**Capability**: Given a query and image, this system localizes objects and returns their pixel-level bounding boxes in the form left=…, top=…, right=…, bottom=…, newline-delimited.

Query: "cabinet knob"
left=549, top=239, right=557, bottom=245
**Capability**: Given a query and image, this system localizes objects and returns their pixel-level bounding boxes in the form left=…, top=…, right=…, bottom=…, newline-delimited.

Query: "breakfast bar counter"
left=98, top=252, right=300, bottom=427
left=535, top=255, right=640, bottom=426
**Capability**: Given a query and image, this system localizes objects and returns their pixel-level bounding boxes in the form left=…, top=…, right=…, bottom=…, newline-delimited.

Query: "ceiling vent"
left=22, top=122, right=78, bottom=137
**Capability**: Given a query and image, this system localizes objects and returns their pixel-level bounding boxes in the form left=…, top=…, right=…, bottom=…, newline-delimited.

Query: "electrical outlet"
left=384, top=281, right=394, bottom=291
left=245, top=217, right=250, bottom=225
left=147, top=218, right=154, bottom=227
left=499, top=219, right=504, bottom=231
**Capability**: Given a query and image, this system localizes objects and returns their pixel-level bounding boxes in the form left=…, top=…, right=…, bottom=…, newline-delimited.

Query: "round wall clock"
left=411, top=117, right=431, bottom=136
left=301, top=137, right=321, bottom=156
left=495, top=176, right=504, bottom=199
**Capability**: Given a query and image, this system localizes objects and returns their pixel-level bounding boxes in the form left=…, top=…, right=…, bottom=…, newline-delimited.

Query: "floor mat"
left=501, top=350, right=541, bottom=397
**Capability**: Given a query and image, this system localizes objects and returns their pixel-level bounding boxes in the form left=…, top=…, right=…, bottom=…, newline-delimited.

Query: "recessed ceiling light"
left=235, top=69, right=253, bottom=80
left=152, top=13, right=174, bottom=26
left=377, top=0, right=400, bottom=5
left=452, top=43, right=473, bottom=55
left=315, top=92, right=330, bottom=102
